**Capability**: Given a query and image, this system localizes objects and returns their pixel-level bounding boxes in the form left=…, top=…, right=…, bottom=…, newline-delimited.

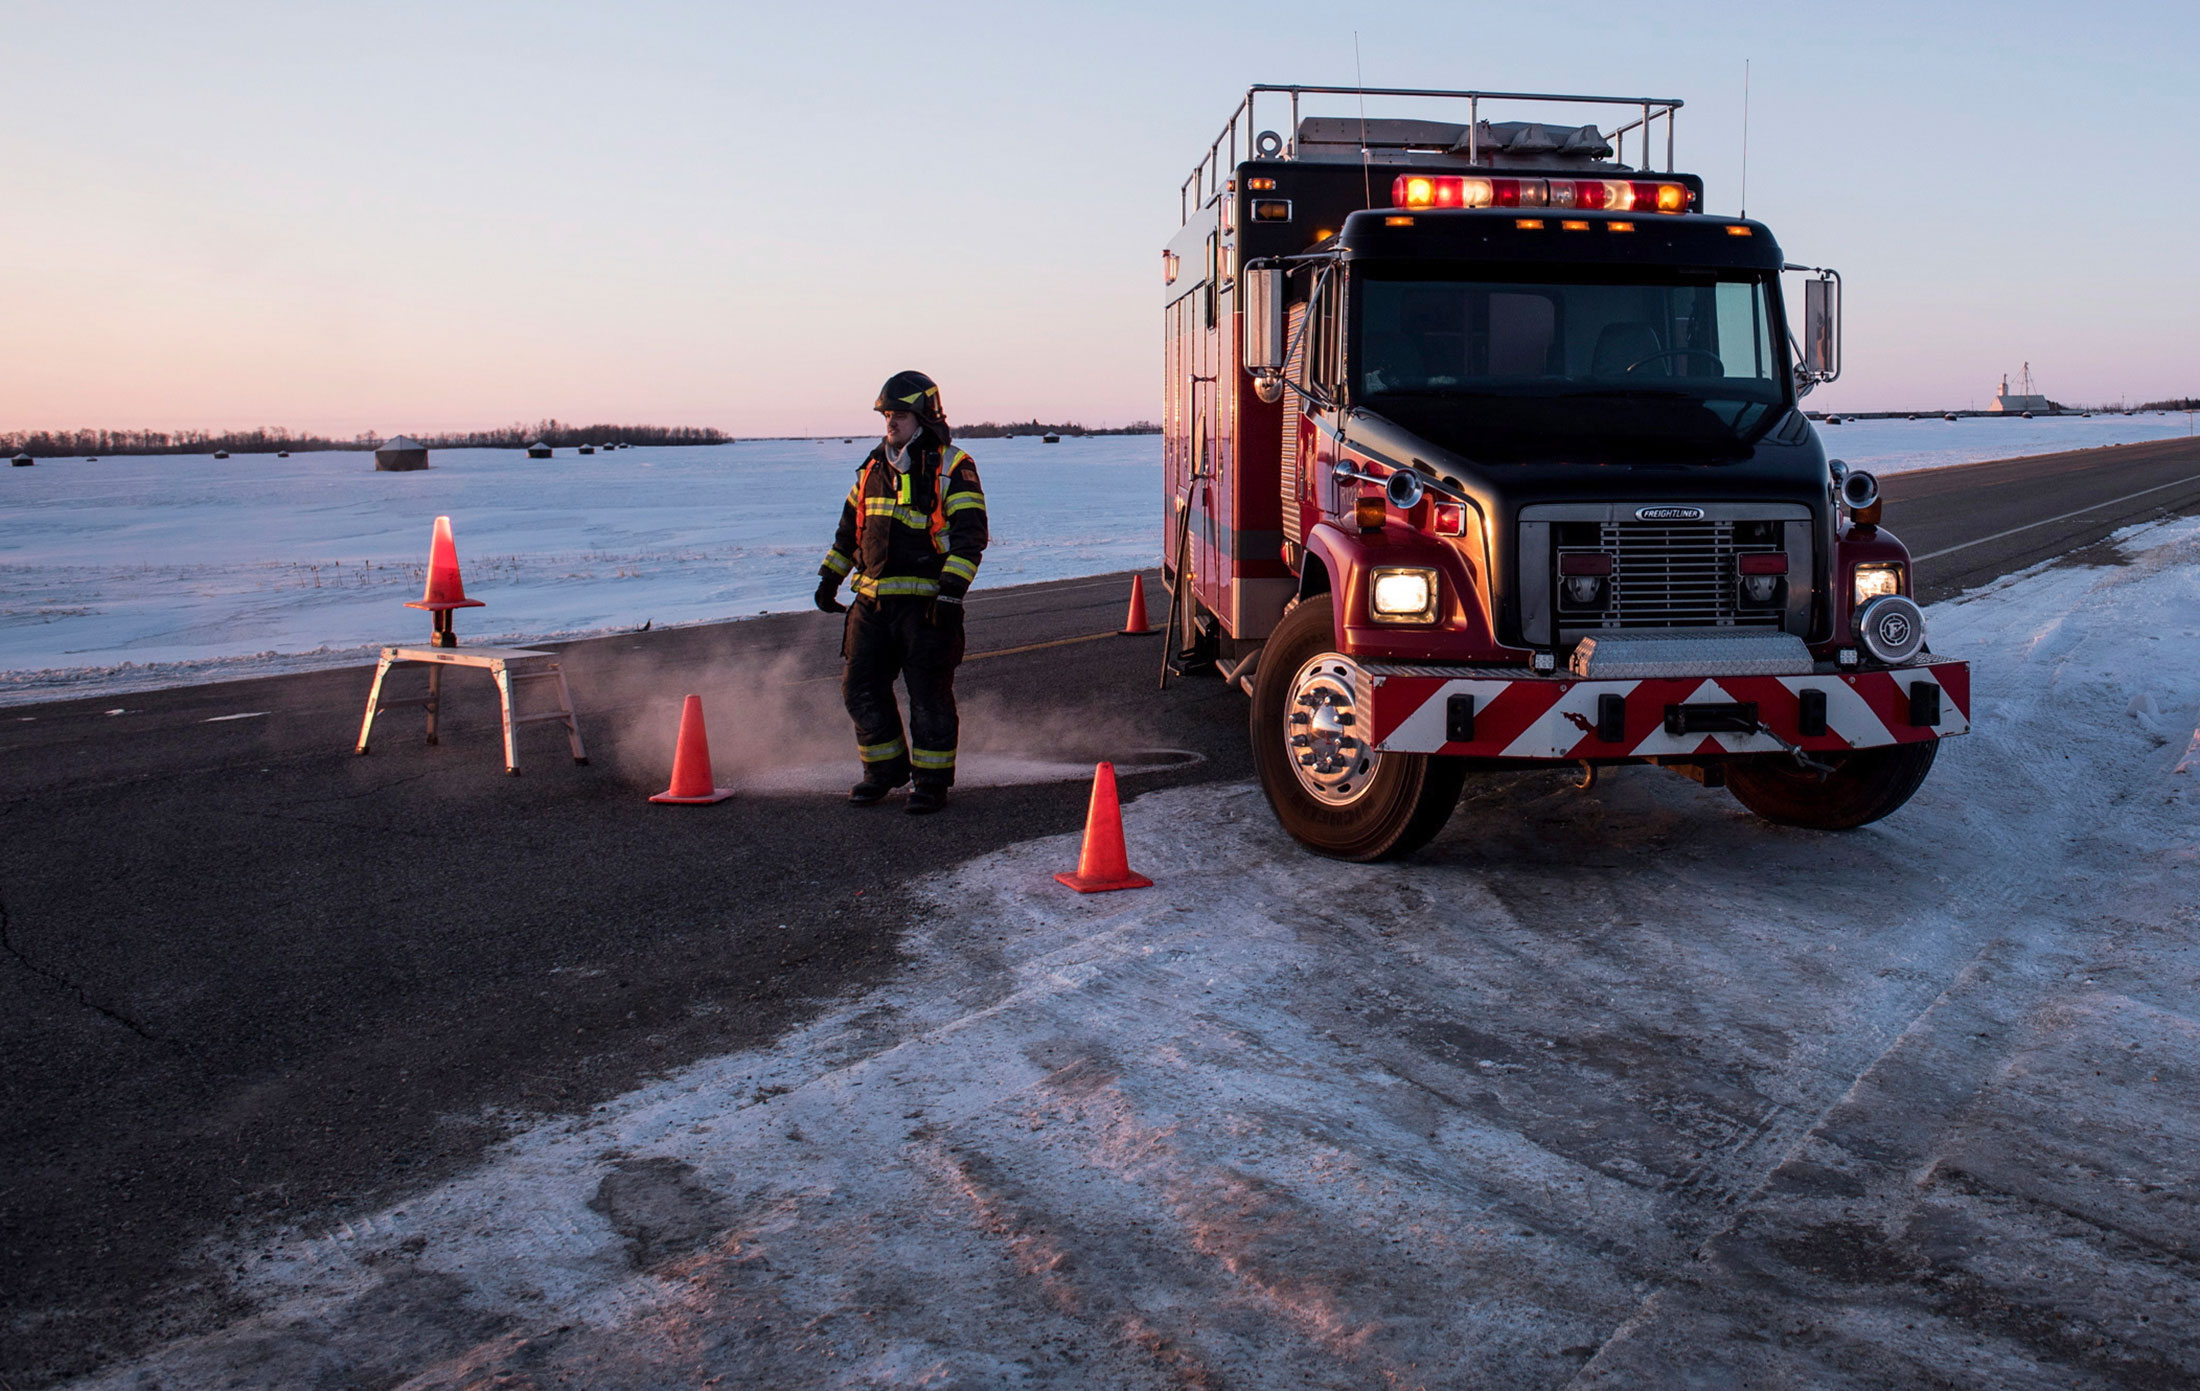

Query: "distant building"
left=375, top=436, right=430, bottom=471
left=1990, top=363, right=2055, bottom=414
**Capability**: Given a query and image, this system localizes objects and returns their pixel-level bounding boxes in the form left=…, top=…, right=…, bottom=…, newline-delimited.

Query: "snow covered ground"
left=68, top=514, right=2200, bottom=1388
left=0, top=436, right=1160, bottom=704
left=4, top=414, right=2192, bottom=706
left=1814, top=410, right=2195, bottom=478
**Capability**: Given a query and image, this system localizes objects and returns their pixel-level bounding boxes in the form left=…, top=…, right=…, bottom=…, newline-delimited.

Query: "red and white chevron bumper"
left=1368, top=659, right=1970, bottom=759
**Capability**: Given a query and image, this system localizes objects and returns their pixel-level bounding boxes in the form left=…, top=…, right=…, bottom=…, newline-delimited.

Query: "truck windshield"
left=1352, top=268, right=1788, bottom=461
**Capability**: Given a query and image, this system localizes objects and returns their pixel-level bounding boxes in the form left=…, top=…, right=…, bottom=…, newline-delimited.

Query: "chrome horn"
left=1384, top=469, right=1426, bottom=509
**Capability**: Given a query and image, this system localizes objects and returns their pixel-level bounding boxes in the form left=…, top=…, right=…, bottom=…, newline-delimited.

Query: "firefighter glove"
left=925, top=596, right=963, bottom=632
left=814, top=576, right=846, bottom=614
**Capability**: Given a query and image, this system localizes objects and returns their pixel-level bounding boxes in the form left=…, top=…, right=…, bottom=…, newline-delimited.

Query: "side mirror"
left=1802, top=274, right=1839, bottom=380
left=1242, top=265, right=1285, bottom=376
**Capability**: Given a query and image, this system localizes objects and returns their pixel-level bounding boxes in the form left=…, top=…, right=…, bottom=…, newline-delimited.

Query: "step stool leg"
left=425, top=661, right=442, bottom=745
left=554, top=665, right=588, bottom=764
left=493, top=663, right=521, bottom=775
left=356, top=653, right=394, bottom=754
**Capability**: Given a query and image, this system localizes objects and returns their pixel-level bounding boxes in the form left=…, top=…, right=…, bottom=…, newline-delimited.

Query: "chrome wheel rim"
left=1285, top=652, right=1380, bottom=806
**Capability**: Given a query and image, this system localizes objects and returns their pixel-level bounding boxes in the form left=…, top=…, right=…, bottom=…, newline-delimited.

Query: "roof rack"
left=1181, top=84, right=1684, bottom=223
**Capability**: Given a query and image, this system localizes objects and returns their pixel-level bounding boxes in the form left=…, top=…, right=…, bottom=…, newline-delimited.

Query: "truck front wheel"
left=1725, top=740, right=1939, bottom=830
left=1250, top=595, right=1466, bottom=861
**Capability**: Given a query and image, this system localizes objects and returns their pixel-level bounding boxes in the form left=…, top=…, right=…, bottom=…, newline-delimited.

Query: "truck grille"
left=1583, top=520, right=1782, bottom=629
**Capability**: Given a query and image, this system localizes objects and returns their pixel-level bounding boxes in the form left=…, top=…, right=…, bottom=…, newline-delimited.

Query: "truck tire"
left=1726, top=740, right=1939, bottom=830
left=1250, top=595, right=1466, bottom=861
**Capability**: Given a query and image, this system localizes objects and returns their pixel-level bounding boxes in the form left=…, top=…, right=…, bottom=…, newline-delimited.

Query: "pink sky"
left=3, top=1, right=2191, bottom=438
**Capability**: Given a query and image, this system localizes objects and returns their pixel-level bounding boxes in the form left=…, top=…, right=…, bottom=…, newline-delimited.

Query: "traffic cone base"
left=1119, top=574, right=1153, bottom=635
left=405, top=515, right=486, bottom=612
left=650, top=694, right=735, bottom=804
left=1054, top=761, right=1152, bottom=893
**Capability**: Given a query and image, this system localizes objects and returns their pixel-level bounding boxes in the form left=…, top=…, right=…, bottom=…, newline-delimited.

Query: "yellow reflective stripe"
left=823, top=549, right=854, bottom=576
left=861, top=499, right=937, bottom=530
left=942, top=491, right=985, bottom=516
left=859, top=737, right=907, bottom=763
left=941, top=555, right=978, bottom=582
left=909, top=747, right=957, bottom=770
left=853, top=575, right=941, bottom=598
left=846, top=483, right=861, bottom=506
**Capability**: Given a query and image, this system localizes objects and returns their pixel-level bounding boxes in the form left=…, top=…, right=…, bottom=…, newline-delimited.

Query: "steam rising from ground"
left=583, top=639, right=1192, bottom=795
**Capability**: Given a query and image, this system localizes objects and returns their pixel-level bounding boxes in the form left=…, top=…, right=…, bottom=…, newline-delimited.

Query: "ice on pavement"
left=72, top=514, right=2200, bottom=1388
left=5, top=413, right=2193, bottom=705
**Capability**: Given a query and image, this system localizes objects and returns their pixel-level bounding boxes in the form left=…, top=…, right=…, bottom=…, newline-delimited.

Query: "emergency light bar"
left=1391, top=174, right=1692, bottom=214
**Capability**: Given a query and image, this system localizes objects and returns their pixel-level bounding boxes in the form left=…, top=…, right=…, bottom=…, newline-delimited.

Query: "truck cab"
left=1162, top=86, right=1967, bottom=859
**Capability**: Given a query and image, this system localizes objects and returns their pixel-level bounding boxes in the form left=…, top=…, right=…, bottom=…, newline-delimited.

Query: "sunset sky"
left=3, top=0, right=2192, bottom=437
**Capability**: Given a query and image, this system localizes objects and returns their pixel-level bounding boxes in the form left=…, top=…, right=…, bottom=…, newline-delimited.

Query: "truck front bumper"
left=1367, top=657, right=1970, bottom=759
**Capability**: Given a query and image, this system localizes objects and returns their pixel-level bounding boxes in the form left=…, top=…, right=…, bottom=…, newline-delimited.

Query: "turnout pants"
left=843, top=596, right=964, bottom=786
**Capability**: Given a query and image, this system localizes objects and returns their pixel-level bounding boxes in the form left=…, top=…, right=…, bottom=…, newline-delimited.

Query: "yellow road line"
left=967, top=630, right=1128, bottom=662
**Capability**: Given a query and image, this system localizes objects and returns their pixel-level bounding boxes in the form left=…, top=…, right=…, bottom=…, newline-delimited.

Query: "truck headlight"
left=1853, top=562, right=1904, bottom=607
left=1370, top=567, right=1438, bottom=623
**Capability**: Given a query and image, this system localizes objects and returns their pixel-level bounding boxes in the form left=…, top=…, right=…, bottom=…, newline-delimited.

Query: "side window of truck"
left=1203, top=233, right=1219, bottom=331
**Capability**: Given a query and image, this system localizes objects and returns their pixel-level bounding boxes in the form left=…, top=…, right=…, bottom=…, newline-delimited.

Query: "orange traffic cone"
left=1053, top=762, right=1152, bottom=893
left=404, top=516, right=487, bottom=614
left=649, top=695, right=735, bottom=804
left=1120, top=574, right=1154, bottom=635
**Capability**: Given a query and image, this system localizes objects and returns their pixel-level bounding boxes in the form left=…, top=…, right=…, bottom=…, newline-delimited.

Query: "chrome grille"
left=1588, top=520, right=1781, bottom=629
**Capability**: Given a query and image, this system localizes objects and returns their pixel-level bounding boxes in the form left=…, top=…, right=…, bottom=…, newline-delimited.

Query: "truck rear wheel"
left=1726, top=740, right=1939, bottom=830
left=1250, top=595, right=1466, bottom=861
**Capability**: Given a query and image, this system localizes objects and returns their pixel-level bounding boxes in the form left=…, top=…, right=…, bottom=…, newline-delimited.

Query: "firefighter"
left=814, top=371, right=988, bottom=814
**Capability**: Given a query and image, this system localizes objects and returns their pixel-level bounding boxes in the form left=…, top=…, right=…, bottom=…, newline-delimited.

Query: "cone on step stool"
left=649, top=694, right=735, bottom=804
left=1053, top=761, right=1152, bottom=893
left=1119, top=574, right=1154, bottom=635
left=403, top=515, right=486, bottom=613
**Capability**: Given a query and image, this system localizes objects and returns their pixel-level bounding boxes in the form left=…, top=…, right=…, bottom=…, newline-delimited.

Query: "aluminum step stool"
left=355, top=645, right=587, bottom=775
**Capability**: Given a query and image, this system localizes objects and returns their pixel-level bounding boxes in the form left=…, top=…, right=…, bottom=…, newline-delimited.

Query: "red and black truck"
left=1160, top=85, right=1968, bottom=860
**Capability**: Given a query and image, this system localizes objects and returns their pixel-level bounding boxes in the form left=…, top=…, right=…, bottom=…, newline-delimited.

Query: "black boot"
left=904, top=783, right=950, bottom=816
left=849, top=766, right=909, bottom=805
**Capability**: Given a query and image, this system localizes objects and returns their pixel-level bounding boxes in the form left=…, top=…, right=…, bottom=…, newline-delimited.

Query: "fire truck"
left=1160, top=85, right=1969, bottom=860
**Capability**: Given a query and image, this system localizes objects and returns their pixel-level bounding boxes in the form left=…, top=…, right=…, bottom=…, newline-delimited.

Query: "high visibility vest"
left=855, top=445, right=969, bottom=556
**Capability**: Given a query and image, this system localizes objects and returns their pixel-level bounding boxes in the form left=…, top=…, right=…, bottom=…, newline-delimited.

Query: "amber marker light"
left=1247, top=177, right=1277, bottom=191
left=1726, top=224, right=1754, bottom=237
left=1609, top=221, right=1636, bottom=232
left=1354, top=496, right=1387, bottom=530
left=1561, top=219, right=1590, bottom=231
left=1384, top=215, right=1415, bottom=227
left=1514, top=218, right=1545, bottom=229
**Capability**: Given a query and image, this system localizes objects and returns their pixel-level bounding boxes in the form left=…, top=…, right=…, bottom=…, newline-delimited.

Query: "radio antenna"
left=1740, top=58, right=1751, bottom=218
left=1355, top=32, right=1372, bottom=207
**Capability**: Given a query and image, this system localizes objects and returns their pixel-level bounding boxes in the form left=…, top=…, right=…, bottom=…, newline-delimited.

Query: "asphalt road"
left=5, top=437, right=2199, bottom=1388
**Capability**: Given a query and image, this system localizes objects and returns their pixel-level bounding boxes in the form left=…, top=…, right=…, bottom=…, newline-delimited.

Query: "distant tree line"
left=417, top=420, right=731, bottom=448
left=0, top=426, right=379, bottom=457
left=2135, top=397, right=2199, bottom=412
left=955, top=419, right=1160, bottom=438
left=0, top=420, right=731, bottom=457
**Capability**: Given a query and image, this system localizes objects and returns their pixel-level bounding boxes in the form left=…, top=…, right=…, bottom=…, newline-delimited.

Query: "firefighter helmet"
left=874, top=370, right=950, bottom=444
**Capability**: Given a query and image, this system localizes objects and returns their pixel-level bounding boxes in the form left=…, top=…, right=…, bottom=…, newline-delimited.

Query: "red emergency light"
left=1390, top=174, right=1692, bottom=215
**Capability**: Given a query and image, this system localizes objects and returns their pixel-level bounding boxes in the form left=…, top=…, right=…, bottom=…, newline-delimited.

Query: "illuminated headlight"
left=1370, top=567, right=1438, bottom=623
left=1853, top=563, right=1904, bottom=607
left=1854, top=594, right=1926, bottom=664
